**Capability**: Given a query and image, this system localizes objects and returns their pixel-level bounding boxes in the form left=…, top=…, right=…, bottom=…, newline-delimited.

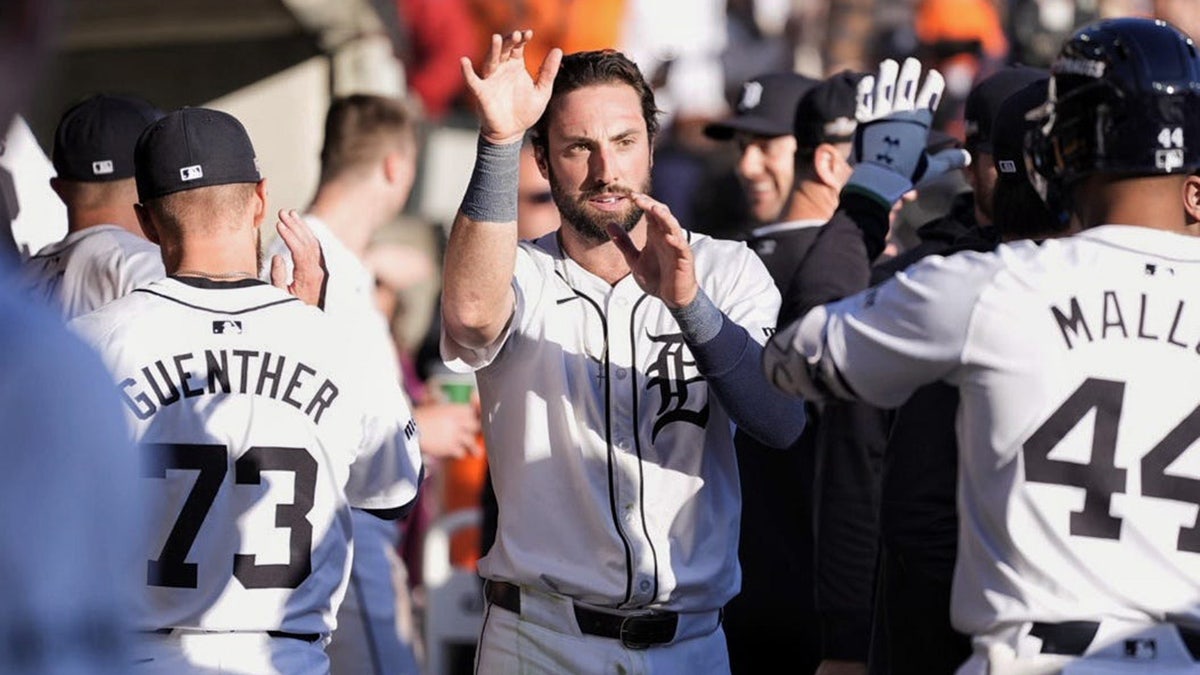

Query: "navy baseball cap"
left=704, top=72, right=820, bottom=140
left=134, top=107, right=262, bottom=202
left=964, top=65, right=1049, bottom=154
left=991, top=76, right=1050, bottom=179
left=793, top=70, right=864, bottom=150
left=52, top=94, right=163, bottom=182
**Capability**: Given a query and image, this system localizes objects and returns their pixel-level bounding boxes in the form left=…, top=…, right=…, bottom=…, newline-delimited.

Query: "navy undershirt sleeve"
left=672, top=289, right=807, bottom=448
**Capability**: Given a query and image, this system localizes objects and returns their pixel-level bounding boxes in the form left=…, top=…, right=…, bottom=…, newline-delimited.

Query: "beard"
left=547, top=164, right=651, bottom=244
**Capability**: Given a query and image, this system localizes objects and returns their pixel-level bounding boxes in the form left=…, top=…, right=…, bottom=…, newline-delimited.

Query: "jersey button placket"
left=607, top=288, right=652, bottom=604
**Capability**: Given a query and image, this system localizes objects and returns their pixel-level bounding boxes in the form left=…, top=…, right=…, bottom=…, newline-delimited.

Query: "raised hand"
left=607, top=193, right=698, bottom=309
left=851, top=57, right=970, bottom=192
left=459, top=30, right=562, bottom=145
left=270, top=209, right=328, bottom=309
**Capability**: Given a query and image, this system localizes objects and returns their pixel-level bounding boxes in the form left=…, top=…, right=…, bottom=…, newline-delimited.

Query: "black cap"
left=991, top=76, right=1050, bottom=180
left=52, top=94, right=163, bottom=182
left=134, top=107, right=262, bottom=202
left=793, top=70, right=863, bottom=149
left=964, top=65, right=1049, bottom=154
left=704, top=72, right=820, bottom=140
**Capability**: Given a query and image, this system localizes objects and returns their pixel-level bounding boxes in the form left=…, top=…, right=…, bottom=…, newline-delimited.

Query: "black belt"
left=1031, top=622, right=1200, bottom=659
left=485, top=580, right=679, bottom=649
left=143, top=628, right=321, bottom=643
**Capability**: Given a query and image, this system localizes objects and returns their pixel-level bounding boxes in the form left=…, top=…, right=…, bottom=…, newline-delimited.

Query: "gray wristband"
left=669, top=288, right=723, bottom=345
left=460, top=136, right=522, bottom=223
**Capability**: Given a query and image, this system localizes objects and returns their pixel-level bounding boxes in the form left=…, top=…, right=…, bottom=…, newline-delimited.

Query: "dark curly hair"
left=530, top=49, right=661, bottom=157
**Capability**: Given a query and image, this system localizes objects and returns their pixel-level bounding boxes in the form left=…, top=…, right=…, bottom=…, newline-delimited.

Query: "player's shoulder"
left=882, top=242, right=1021, bottom=311
left=687, top=229, right=763, bottom=262
left=27, top=237, right=69, bottom=260
left=515, top=233, right=568, bottom=277
left=688, top=229, right=772, bottom=277
left=72, top=277, right=319, bottom=339
left=101, top=226, right=160, bottom=257
left=67, top=284, right=155, bottom=346
left=1049, top=224, right=1200, bottom=265
left=38, top=225, right=156, bottom=262
left=26, top=227, right=106, bottom=261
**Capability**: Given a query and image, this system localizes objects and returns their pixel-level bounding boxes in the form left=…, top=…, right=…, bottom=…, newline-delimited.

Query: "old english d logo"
left=644, top=331, right=708, bottom=441
left=739, top=81, right=764, bottom=111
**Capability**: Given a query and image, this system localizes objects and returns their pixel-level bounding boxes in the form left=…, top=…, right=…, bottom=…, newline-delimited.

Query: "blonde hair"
left=144, top=183, right=258, bottom=237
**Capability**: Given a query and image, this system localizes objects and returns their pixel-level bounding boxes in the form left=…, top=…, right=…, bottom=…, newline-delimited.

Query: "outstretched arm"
left=441, top=31, right=562, bottom=350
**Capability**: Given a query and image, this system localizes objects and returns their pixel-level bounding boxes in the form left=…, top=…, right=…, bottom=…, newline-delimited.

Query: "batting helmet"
left=1027, top=17, right=1200, bottom=194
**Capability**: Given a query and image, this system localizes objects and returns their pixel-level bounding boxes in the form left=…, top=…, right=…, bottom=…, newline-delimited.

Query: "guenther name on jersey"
left=119, top=348, right=339, bottom=423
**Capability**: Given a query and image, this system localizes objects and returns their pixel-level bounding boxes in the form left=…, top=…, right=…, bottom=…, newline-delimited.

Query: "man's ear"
left=251, top=179, right=268, bottom=230
left=1184, top=173, right=1200, bottom=226
left=533, top=144, right=549, bottom=180
left=49, top=177, right=65, bottom=202
left=383, top=150, right=409, bottom=184
left=134, top=202, right=159, bottom=244
left=812, top=143, right=843, bottom=188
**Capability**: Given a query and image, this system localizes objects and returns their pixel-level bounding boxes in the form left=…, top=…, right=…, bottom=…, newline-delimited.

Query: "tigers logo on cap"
left=739, top=81, right=764, bottom=111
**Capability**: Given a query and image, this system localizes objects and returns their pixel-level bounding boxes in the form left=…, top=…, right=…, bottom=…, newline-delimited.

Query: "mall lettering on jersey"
left=1051, top=290, right=1198, bottom=351
left=118, top=349, right=339, bottom=423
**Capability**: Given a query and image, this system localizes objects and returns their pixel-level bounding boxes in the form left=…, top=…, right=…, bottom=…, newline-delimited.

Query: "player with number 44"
left=765, top=17, right=1200, bottom=675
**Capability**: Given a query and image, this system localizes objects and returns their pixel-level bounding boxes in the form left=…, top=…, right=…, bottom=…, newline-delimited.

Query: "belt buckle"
left=618, top=611, right=674, bottom=650
left=619, top=615, right=652, bottom=650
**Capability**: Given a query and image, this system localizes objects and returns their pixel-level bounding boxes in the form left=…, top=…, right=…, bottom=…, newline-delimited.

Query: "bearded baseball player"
left=21, top=94, right=165, bottom=319
left=765, top=17, right=1200, bottom=674
left=442, top=31, right=806, bottom=673
left=70, top=107, right=424, bottom=675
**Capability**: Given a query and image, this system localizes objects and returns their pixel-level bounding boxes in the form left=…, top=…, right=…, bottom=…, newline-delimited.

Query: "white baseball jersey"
left=22, top=224, right=164, bottom=319
left=70, top=276, right=423, bottom=636
left=263, top=216, right=421, bottom=672
left=262, top=216, right=400, bottom=384
left=765, top=225, right=1200, bottom=640
left=441, top=231, right=779, bottom=613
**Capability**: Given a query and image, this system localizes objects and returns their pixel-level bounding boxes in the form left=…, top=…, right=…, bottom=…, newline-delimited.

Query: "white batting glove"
left=844, top=57, right=971, bottom=207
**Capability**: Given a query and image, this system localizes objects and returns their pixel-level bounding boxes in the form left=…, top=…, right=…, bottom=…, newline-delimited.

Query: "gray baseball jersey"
left=70, top=276, right=423, bottom=636
left=22, top=224, right=164, bottom=319
left=441, top=231, right=779, bottom=613
left=765, top=225, right=1200, bottom=641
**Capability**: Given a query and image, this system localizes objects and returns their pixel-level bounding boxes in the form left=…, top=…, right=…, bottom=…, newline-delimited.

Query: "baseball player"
left=21, top=94, right=166, bottom=319
left=766, top=18, right=1200, bottom=673
left=264, top=93, right=479, bottom=675
left=442, top=31, right=806, bottom=673
left=71, top=107, right=424, bottom=675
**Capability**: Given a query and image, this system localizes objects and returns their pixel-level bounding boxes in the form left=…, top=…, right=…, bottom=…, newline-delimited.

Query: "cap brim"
left=703, top=115, right=792, bottom=141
